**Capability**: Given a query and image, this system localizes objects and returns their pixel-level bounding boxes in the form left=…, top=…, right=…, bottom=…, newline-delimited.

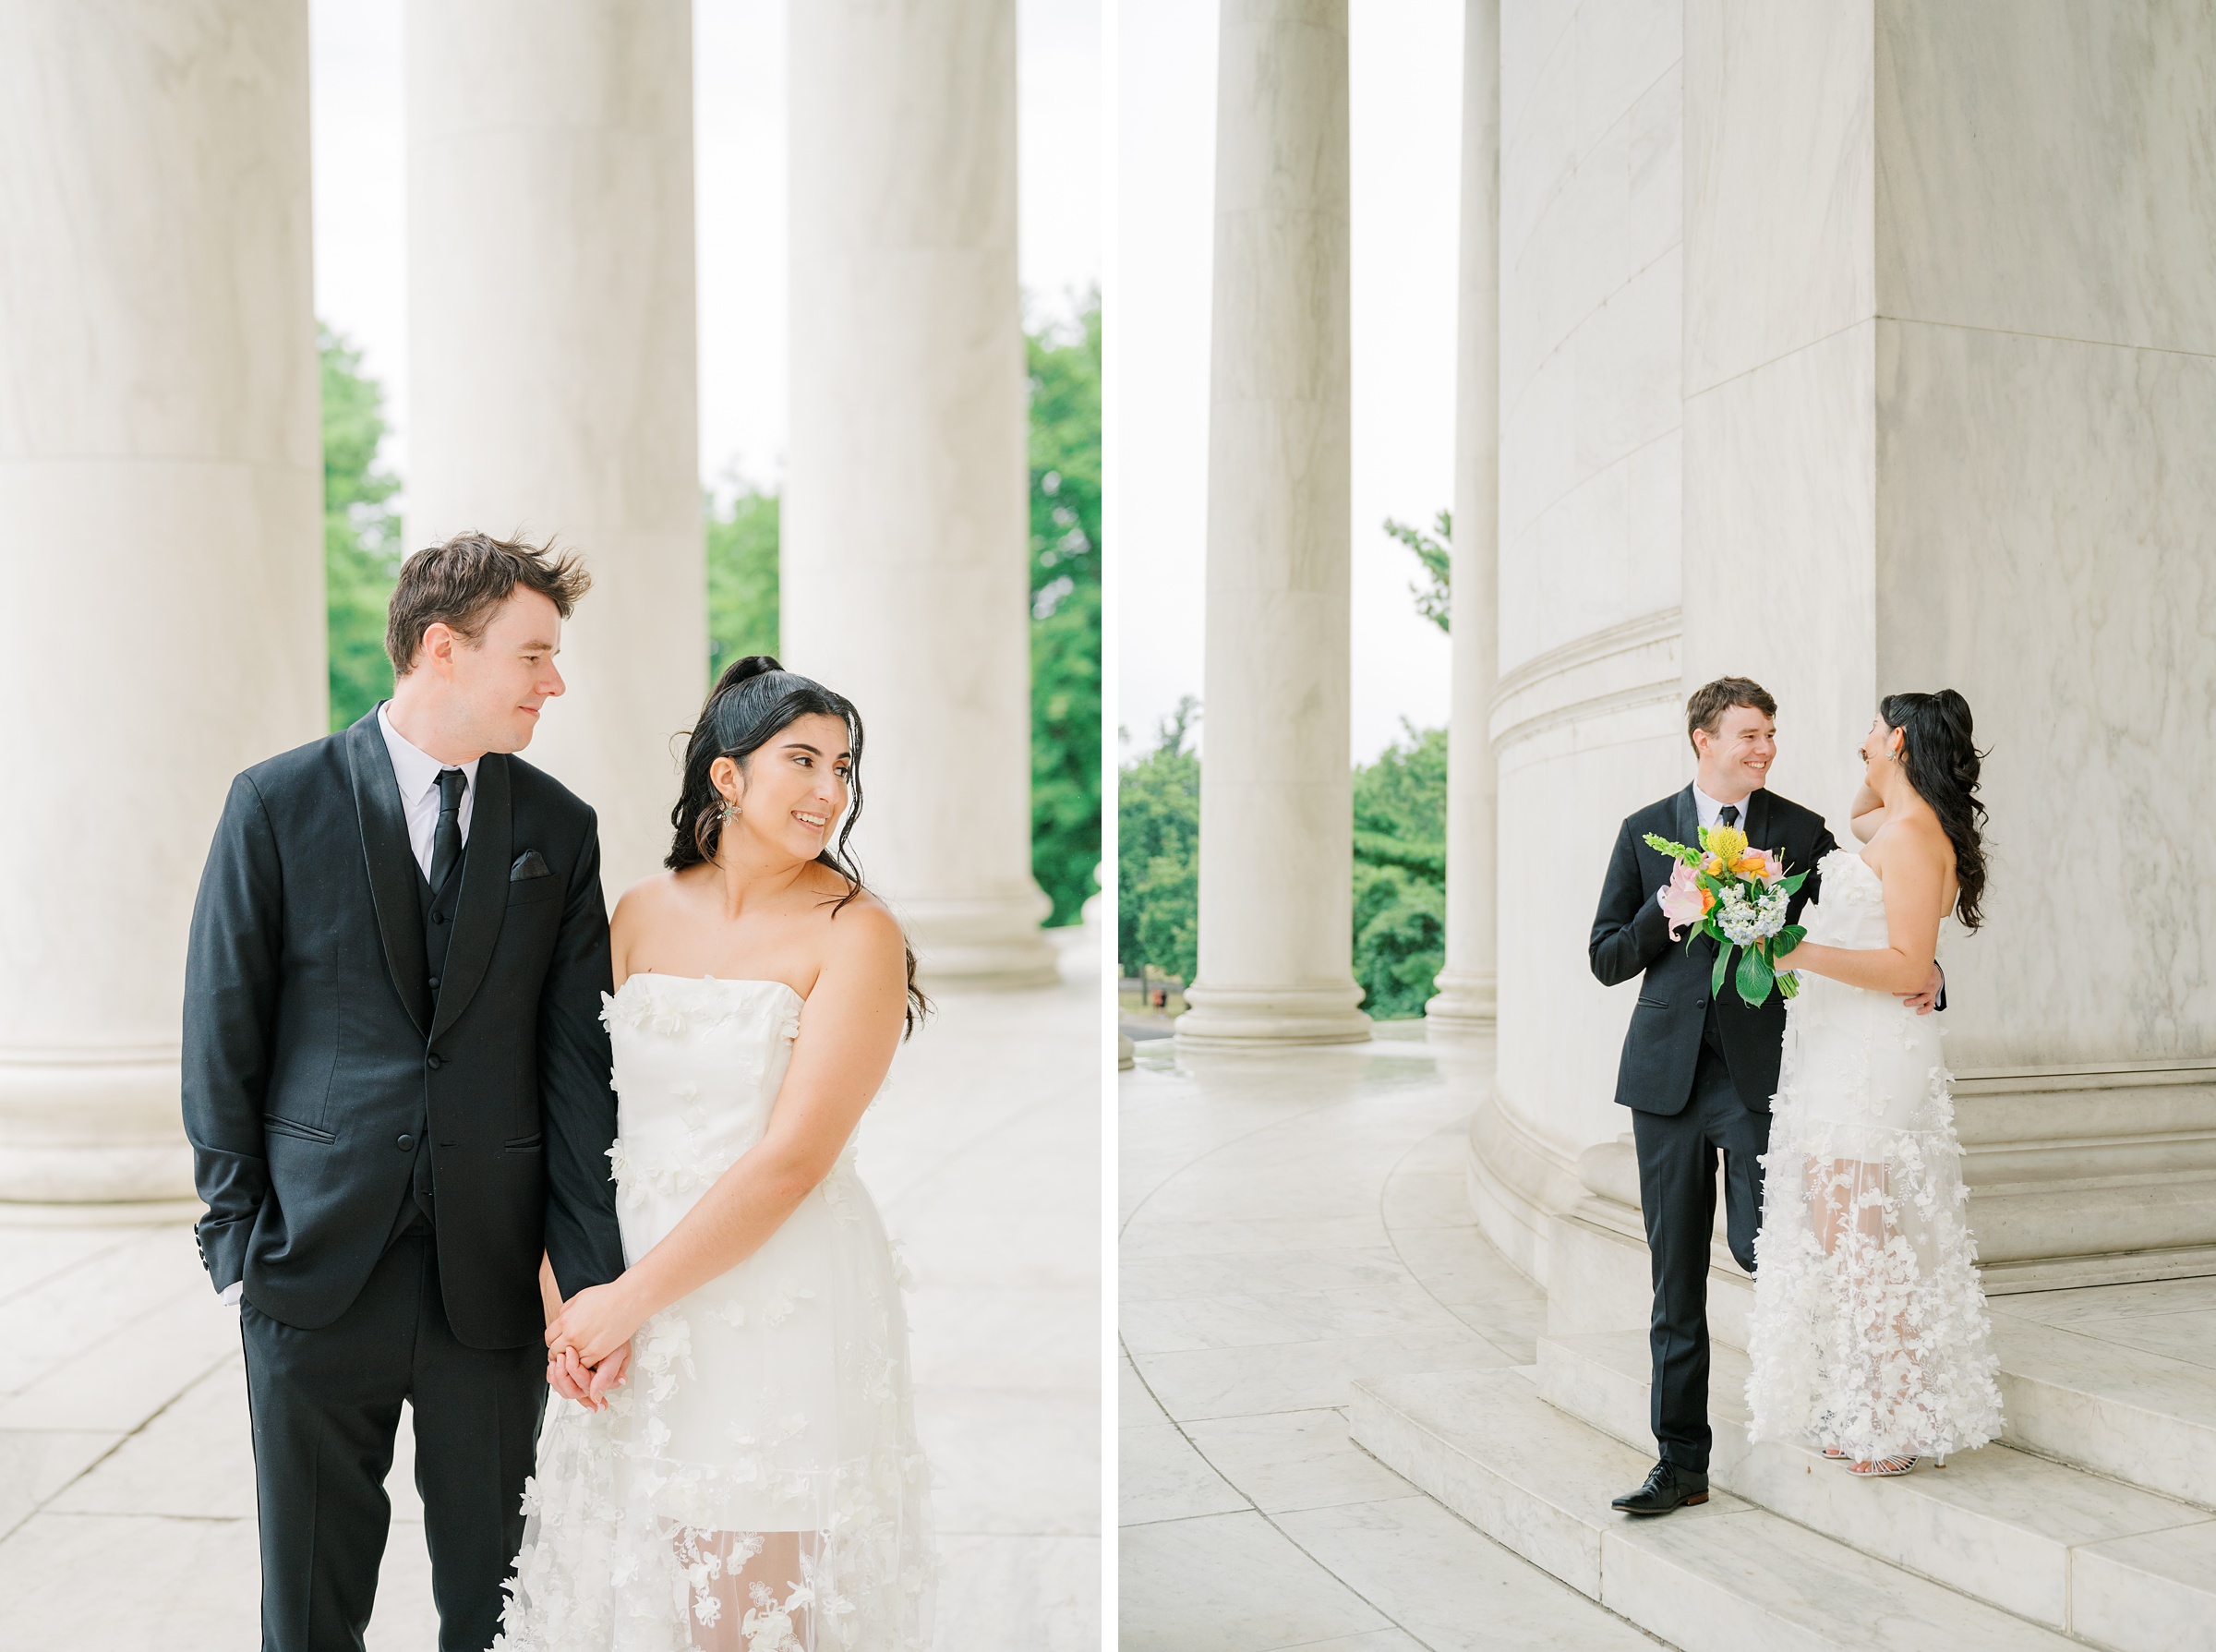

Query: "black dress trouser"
left=1630, top=1037, right=1769, bottom=1475
left=240, top=1231, right=546, bottom=1652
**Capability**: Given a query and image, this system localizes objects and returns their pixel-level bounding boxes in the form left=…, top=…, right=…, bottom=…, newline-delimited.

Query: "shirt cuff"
left=219, top=1282, right=243, bottom=1308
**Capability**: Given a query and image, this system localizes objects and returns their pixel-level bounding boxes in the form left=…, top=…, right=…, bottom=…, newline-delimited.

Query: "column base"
left=0, top=1049, right=197, bottom=1205
left=1424, top=970, right=1498, bottom=1038
left=1174, top=983, right=1372, bottom=1048
left=899, top=890, right=1063, bottom=989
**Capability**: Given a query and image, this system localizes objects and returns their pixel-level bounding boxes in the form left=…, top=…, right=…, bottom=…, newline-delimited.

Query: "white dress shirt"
left=223, top=707, right=479, bottom=1309
left=1692, top=780, right=1754, bottom=836
left=379, top=702, right=478, bottom=882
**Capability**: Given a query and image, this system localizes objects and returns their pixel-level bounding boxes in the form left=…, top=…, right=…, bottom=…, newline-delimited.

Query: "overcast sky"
left=307, top=0, right=1101, bottom=494
left=1114, top=0, right=1462, bottom=766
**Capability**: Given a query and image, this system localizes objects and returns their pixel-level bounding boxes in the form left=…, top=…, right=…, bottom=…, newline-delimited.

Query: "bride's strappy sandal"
left=1821, top=1446, right=1849, bottom=1461
left=1849, top=1455, right=1918, bottom=1477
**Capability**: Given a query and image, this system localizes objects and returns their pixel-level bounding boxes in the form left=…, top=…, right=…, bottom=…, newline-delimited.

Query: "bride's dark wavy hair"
left=668, top=656, right=927, bottom=1035
left=1879, top=688, right=1990, bottom=932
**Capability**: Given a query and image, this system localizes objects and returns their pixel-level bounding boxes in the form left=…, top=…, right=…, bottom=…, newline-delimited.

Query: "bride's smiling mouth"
left=793, top=810, right=829, bottom=831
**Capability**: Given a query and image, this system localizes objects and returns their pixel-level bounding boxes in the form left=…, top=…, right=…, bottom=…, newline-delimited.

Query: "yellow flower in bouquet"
left=1704, top=824, right=1748, bottom=867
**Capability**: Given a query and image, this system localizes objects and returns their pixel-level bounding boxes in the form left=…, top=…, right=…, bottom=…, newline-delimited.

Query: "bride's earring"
left=719, top=796, right=741, bottom=821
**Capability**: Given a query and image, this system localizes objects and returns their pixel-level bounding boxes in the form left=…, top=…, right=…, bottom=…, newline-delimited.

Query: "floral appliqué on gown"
left=495, top=974, right=933, bottom=1652
left=1745, top=850, right=2004, bottom=1462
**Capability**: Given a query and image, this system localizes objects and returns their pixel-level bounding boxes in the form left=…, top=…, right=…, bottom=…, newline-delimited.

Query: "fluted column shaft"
left=784, top=0, right=1056, bottom=987
left=0, top=0, right=324, bottom=1209
left=405, top=0, right=705, bottom=894
left=1176, top=0, right=1369, bottom=1048
left=1427, top=0, right=1500, bottom=1039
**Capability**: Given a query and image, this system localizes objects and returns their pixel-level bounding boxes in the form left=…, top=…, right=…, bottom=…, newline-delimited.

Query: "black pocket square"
left=510, top=850, right=552, bottom=881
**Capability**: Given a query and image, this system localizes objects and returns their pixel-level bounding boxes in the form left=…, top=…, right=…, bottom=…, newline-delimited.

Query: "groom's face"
left=1696, top=705, right=1776, bottom=798
left=450, top=587, right=567, bottom=754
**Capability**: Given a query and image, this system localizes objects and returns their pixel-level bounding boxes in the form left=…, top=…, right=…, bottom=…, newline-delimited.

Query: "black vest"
left=387, top=859, right=460, bottom=1244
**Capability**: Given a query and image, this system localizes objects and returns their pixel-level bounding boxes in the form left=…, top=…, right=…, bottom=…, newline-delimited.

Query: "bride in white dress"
left=1747, top=689, right=2004, bottom=1477
left=496, top=657, right=933, bottom=1651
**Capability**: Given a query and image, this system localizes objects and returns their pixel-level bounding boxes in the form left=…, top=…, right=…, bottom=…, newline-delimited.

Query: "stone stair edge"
left=1532, top=1326, right=2216, bottom=1648
left=1349, top=1365, right=2087, bottom=1652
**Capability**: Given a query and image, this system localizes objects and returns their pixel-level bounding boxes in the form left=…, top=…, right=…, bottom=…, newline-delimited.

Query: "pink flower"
left=1758, top=848, right=1786, bottom=882
left=1658, top=861, right=1707, bottom=939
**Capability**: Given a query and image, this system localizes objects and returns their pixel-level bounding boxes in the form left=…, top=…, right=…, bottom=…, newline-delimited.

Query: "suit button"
left=397, top=1133, right=415, bottom=1152
left=428, top=976, right=441, bottom=991
left=1694, top=997, right=1707, bottom=1008
left=430, top=909, right=446, bottom=925
left=427, top=1053, right=444, bottom=1070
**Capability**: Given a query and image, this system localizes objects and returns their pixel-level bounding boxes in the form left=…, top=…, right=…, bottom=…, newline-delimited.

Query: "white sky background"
left=1113, top=0, right=1462, bottom=766
left=307, top=0, right=1102, bottom=494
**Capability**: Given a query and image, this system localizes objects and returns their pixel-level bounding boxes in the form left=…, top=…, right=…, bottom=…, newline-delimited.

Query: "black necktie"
left=1719, top=803, right=1740, bottom=827
left=430, top=767, right=466, bottom=894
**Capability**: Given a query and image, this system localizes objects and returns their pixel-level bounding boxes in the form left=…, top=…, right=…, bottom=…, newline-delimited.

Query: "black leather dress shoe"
left=1610, top=1460, right=1708, bottom=1514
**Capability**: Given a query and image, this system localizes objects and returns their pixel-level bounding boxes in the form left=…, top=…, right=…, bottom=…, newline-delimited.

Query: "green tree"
left=322, top=326, right=403, bottom=729
left=1383, top=509, right=1451, bottom=633
left=1350, top=722, right=1450, bottom=1019
left=1030, top=290, right=1103, bottom=925
left=1116, top=699, right=1199, bottom=983
left=705, top=480, right=780, bottom=680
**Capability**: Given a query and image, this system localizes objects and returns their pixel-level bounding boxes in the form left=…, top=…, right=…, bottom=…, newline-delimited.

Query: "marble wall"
left=1490, top=0, right=1687, bottom=1173
left=1684, top=0, right=2216, bottom=1073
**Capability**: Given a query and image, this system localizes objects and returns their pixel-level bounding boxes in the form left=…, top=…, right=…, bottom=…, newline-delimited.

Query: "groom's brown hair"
left=1685, top=676, right=1776, bottom=753
left=385, top=532, right=592, bottom=675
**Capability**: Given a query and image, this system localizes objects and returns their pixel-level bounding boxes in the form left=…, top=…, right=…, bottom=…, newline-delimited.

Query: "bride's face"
left=1858, top=714, right=1904, bottom=784
left=717, top=712, right=852, bottom=862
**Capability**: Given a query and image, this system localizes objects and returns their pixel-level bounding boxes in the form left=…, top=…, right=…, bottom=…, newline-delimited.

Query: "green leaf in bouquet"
left=1780, top=870, right=1809, bottom=894
left=1774, top=923, right=1806, bottom=955
left=1737, top=944, right=1775, bottom=1007
left=1711, top=944, right=1730, bottom=997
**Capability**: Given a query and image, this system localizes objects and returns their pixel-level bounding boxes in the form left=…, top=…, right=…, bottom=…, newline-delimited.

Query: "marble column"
left=1175, top=0, right=1369, bottom=1048
left=784, top=0, right=1058, bottom=988
left=405, top=0, right=705, bottom=896
left=1426, top=0, right=1500, bottom=1040
left=0, top=1, right=324, bottom=1212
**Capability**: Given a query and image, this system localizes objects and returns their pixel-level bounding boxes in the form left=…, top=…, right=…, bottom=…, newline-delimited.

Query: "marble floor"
left=1119, top=1030, right=1665, bottom=1652
left=0, top=930, right=1101, bottom=1652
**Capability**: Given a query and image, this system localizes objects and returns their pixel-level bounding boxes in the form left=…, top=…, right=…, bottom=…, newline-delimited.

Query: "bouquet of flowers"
left=1643, top=822, right=1810, bottom=1007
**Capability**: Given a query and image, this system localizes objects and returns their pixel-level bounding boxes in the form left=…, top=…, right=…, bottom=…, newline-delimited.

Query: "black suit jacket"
left=182, top=708, right=627, bottom=1348
left=1588, top=785, right=1837, bottom=1116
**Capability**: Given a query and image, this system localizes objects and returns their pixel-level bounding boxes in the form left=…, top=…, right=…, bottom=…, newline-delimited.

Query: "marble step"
left=1535, top=1328, right=2216, bottom=1650
left=1988, top=1309, right=2216, bottom=1510
left=1348, top=1366, right=2082, bottom=1652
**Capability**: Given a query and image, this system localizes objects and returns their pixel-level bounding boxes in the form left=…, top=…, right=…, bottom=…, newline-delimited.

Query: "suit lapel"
left=344, top=712, right=431, bottom=1037
left=430, top=752, right=512, bottom=1042
left=1744, top=786, right=1771, bottom=854
left=1674, top=784, right=1699, bottom=852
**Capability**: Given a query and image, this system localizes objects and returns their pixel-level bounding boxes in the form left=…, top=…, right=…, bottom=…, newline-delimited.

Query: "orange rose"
left=1700, top=886, right=1716, bottom=913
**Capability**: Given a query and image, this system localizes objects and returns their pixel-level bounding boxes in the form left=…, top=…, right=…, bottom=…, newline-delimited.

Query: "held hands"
left=545, top=1279, right=647, bottom=1409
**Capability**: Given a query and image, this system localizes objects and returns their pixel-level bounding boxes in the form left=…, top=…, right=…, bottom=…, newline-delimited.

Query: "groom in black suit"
left=1586, top=677, right=1837, bottom=1515
left=184, top=535, right=629, bottom=1651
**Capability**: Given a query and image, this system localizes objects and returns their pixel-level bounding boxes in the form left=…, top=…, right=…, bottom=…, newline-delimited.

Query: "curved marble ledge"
left=1488, top=607, right=1683, bottom=755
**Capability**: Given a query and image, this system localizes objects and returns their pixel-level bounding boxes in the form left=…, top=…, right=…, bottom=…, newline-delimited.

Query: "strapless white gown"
left=1745, top=850, right=2004, bottom=1461
left=496, top=974, right=932, bottom=1652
